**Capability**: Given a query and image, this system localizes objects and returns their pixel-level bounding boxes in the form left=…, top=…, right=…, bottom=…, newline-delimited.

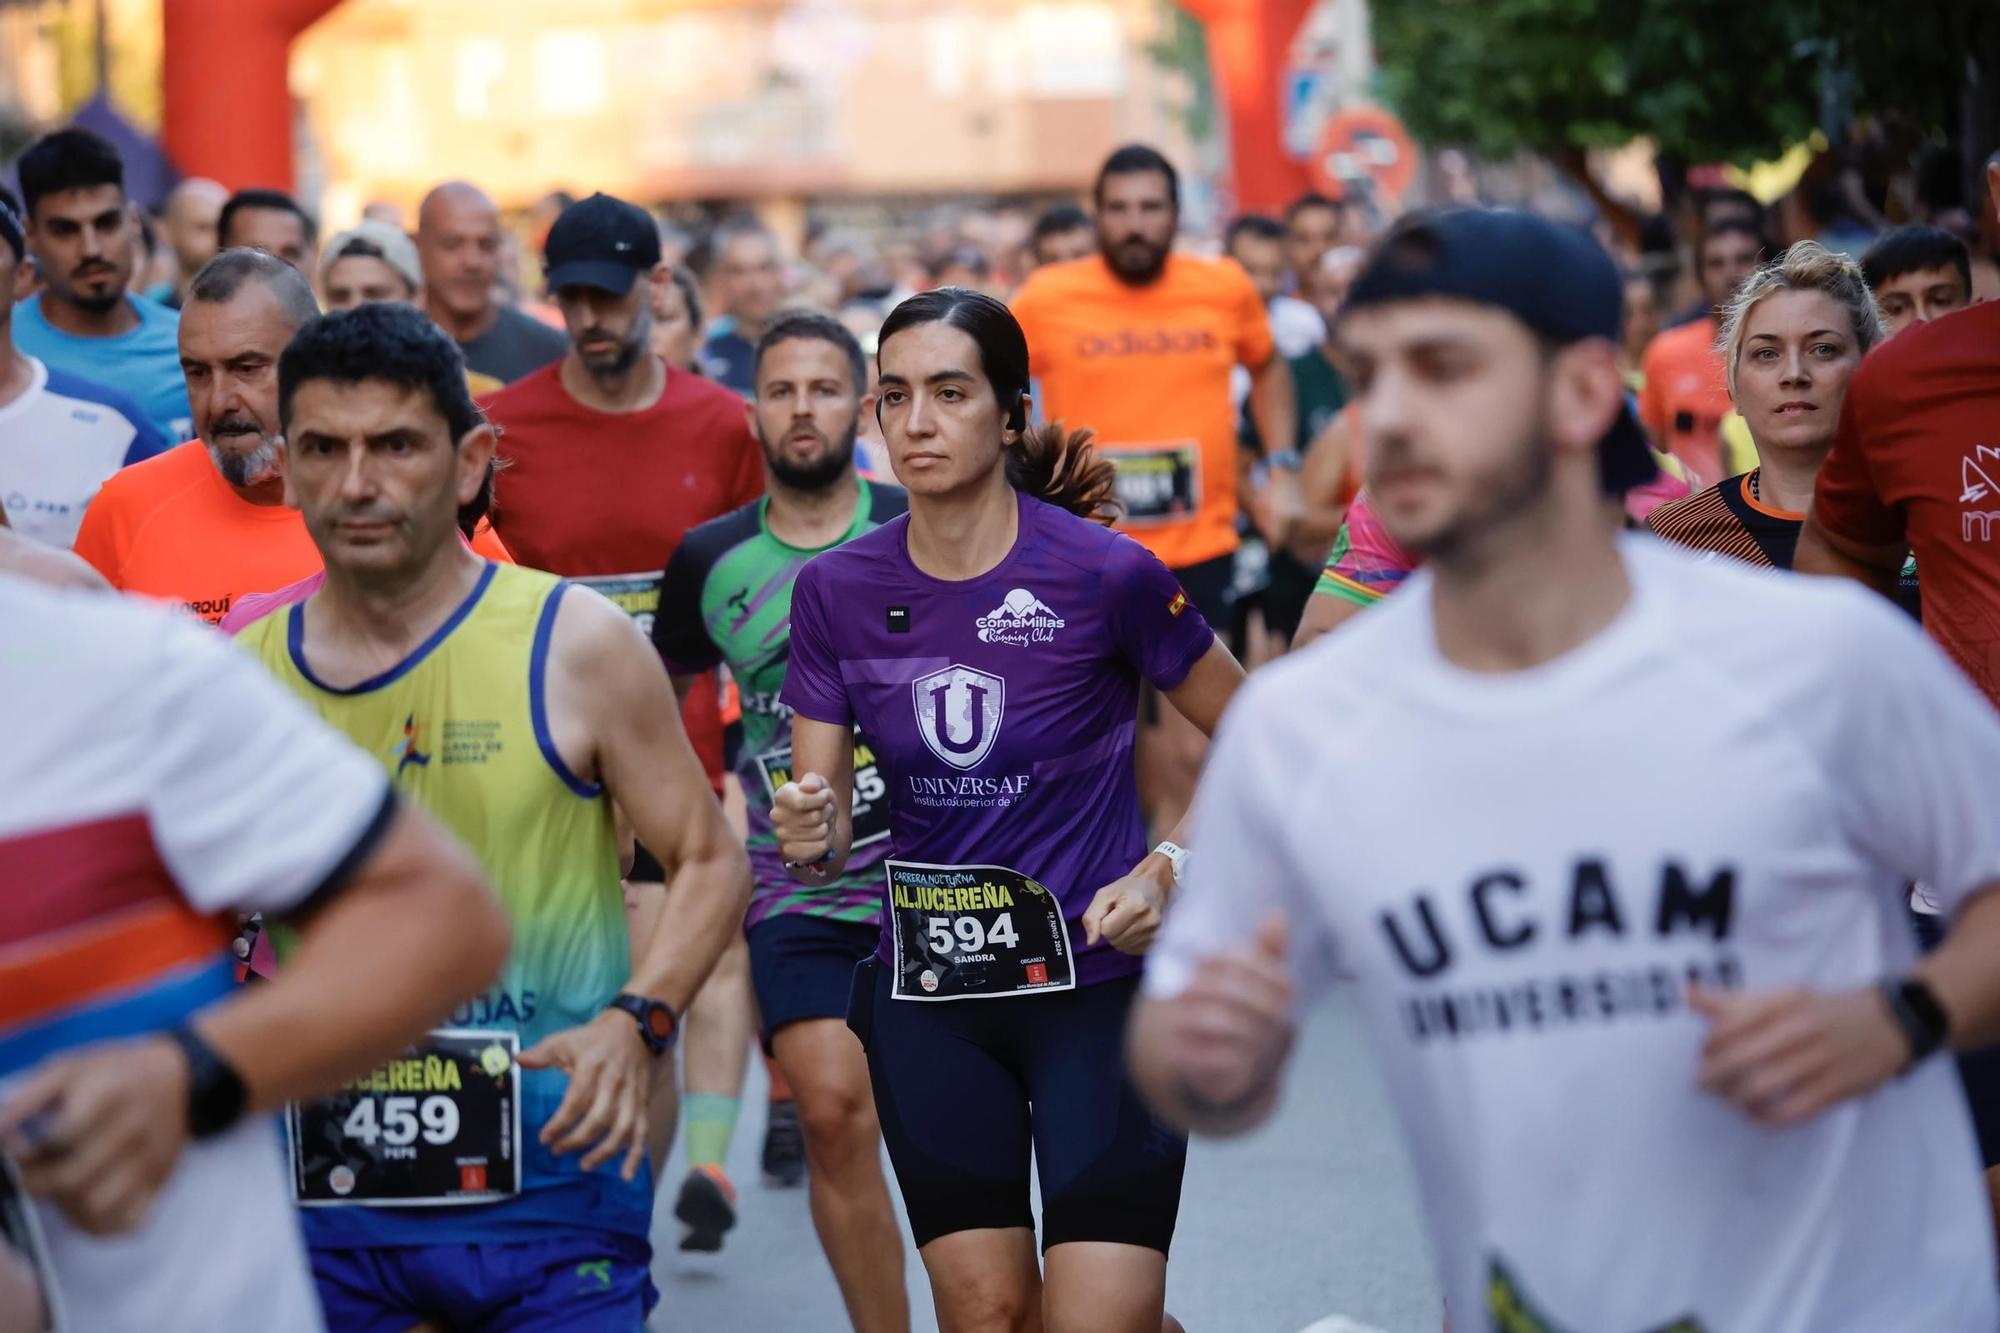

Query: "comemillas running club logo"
left=975, top=588, right=1065, bottom=646
left=912, top=665, right=1004, bottom=769
left=396, top=713, right=431, bottom=775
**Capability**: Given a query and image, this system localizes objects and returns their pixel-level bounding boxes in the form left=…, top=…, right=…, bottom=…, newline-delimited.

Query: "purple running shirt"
left=783, top=490, right=1215, bottom=990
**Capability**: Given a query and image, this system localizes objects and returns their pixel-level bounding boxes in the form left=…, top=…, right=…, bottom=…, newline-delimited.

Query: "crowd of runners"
left=0, top=111, right=1998, bottom=1333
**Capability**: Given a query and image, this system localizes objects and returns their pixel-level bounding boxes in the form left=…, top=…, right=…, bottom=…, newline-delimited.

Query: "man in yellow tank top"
left=234, top=302, right=751, bottom=1330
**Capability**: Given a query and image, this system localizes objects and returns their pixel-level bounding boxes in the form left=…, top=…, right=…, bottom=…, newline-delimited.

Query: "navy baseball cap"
left=1340, top=208, right=1658, bottom=495
left=543, top=192, right=661, bottom=296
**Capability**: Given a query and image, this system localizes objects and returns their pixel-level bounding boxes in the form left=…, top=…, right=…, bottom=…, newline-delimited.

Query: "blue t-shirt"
left=782, top=491, right=1215, bottom=987
left=699, top=322, right=755, bottom=398
left=12, top=293, right=191, bottom=444
left=0, top=357, right=168, bottom=546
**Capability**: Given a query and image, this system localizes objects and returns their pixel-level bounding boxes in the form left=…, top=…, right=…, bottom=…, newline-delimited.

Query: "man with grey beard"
left=72, top=249, right=327, bottom=624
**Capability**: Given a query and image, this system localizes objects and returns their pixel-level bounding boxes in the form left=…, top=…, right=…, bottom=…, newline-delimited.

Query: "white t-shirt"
left=1268, top=294, right=1326, bottom=360
left=1233, top=296, right=1328, bottom=411
left=0, top=356, right=167, bottom=546
left=1148, top=536, right=2000, bottom=1333
left=0, top=577, right=394, bottom=1333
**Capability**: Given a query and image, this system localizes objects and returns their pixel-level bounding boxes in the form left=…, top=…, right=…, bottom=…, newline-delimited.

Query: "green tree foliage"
left=1372, top=0, right=1990, bottom=166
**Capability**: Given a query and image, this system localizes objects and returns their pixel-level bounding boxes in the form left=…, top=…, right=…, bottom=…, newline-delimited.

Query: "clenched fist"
left=774, top=772, right=838, bottom=879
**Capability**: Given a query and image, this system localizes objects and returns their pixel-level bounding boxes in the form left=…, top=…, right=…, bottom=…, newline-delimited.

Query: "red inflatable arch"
left=161, top=0, right=340, bottom=191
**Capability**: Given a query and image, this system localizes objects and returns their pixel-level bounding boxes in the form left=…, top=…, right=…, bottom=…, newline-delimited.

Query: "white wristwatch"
left=1153, top=840, right=1190, bottom=887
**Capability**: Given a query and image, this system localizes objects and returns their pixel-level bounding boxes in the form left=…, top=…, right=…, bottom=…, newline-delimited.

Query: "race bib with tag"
left=573, top=572, right=662, bottom=638
left=757, top=731, right=890, bottom=849
left=289, top=1029, right=520, bottom=1208
left=887, top=860, right=1075, bottom=1001
left=1107, top=442, right=1201, bottom=525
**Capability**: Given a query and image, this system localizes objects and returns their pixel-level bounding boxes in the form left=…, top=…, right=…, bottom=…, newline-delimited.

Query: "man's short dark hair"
left=1284, top=193, right=1343, bottom=226
left=1697, top=187, right=1763, bottom=229
left=1861, top=224, right=1973, bottom=294
left=1031, top=204, right=1090, bottom=245
left=187, top=248, right=321, bottom=330
left=219, top=188, right=318, bottom=248
left=1698, top=218, right=1769, bottom=262
left=16, top=128, right=124, bottom=219
left=752, top=311, right=866, bottom=397
left=1225, top=214, right=1286, bottom=251
left=1094, top=144, right=1179, bottom=213
left=279, top=302, right=480, bottom=443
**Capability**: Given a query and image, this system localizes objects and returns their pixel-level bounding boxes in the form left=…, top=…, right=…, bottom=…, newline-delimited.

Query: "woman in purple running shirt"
left=774, top=288, right=1244, bottom=1333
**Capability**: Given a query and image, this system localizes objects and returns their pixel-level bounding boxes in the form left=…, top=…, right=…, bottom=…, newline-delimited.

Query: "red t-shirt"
left=1813, top=300, right=2000, bottom=705
left=484, top=363, right=765, bottom=788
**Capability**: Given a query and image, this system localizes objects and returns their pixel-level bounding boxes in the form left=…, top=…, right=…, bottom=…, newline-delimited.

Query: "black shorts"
left=748, top=913, right=879, bottom=1053
left=1170, top=552, right=1235, bottom=631
left=847, top=959, right=1187, bottom=1253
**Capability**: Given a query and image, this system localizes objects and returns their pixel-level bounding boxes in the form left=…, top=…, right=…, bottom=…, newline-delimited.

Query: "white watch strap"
left=1153, top=840, right=1189, bottom=885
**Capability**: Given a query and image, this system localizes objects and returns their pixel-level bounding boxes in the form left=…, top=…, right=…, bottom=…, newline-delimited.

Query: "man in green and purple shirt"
left=652, top=312, right=910, bottom=1333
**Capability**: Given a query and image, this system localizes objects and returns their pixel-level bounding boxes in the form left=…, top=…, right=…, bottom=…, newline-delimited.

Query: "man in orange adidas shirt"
left=75, top=248, right=503, bottom=624
left=1012, top=143, right=1296, bottom=831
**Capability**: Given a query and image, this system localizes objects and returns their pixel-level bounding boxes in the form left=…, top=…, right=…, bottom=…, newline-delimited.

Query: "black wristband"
left=167, top=1025, right=248, bottom=1140
left=1880, top=976, right=1951, bottom=1070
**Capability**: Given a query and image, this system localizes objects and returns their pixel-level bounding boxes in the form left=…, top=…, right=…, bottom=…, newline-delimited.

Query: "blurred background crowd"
left=0, top=0, right=1996, bottom=642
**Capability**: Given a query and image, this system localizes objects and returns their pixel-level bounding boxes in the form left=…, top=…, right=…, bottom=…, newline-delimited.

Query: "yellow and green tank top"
left=236, top=561, right=648, bottom=1243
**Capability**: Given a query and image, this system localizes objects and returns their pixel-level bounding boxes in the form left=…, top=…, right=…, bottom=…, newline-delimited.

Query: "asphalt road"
left=647, top=986, right=1442, bottom=1332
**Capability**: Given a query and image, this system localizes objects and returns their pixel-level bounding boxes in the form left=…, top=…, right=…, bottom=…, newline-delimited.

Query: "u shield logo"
left=912, top=665, right=1005, bottom=770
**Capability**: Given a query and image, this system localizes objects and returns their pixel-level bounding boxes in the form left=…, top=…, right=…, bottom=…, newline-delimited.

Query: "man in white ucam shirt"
left=1130, top=209, right=2000, bottom=1333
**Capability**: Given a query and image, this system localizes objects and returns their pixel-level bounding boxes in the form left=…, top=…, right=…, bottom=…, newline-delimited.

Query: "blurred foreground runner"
left=1135, top=210, right=2000, bottom=1333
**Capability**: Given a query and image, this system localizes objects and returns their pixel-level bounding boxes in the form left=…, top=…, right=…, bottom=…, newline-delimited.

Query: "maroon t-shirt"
left=1813, top=301, right=2000, bottom=706
left=484, top=361, right=764, bottom=785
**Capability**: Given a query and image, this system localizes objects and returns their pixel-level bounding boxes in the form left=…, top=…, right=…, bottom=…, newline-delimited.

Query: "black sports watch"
left=608, top=994, right=680, bottom=1056
left=1880, top=976, right=1952, bottom=1070
left=166, top=1025, right=248, bottom=1139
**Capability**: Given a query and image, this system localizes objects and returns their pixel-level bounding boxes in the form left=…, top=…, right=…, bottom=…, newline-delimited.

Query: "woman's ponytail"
left=1005, top=421, right=1122, bottom=525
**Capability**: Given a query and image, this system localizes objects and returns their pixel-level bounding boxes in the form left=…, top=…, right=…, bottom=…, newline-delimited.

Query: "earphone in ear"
left=1006, top=394, right=1026, bottom=434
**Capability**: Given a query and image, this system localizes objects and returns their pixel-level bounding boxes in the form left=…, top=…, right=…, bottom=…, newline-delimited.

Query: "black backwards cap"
left=1340, top=208, right=1658, bottom=496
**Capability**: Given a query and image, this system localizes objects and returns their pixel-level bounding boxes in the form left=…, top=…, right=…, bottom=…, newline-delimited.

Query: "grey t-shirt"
left=460, top=303, right=570, bottom=384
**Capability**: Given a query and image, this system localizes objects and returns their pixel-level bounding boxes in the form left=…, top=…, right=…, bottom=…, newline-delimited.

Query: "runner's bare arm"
left=773, top=715, right=856, bottom=882
left=525, top=590, right=751, bottom=1180
left=0, top=802, right=509, bottom=1234
left=0, top=527, right=110, bottom=591
left=1289, top=409, right=1355, bottom=564
left=554, top=591, right=750, bottom=1012
left=1793, top=505, right=1903, bottom=598
left=1084, top=640, right=1244, bottom=952
left=200, top=802, right=510, bottom=1107
left=1245, top=352, right=1298, bottom=471
left=1918, top=882, right=2000, bottom=1050
left=1126, top=914, right=1295, bottom=1137
left=1291, top=587, right=1370, bottom=651
left=1694, top=884, right=2000, bottom=1128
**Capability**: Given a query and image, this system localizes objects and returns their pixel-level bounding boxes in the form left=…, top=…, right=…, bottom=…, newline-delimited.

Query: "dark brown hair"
left=878, top=287, right=1122, bottom=524
left=1007, top=421, right=1120, bottom=526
